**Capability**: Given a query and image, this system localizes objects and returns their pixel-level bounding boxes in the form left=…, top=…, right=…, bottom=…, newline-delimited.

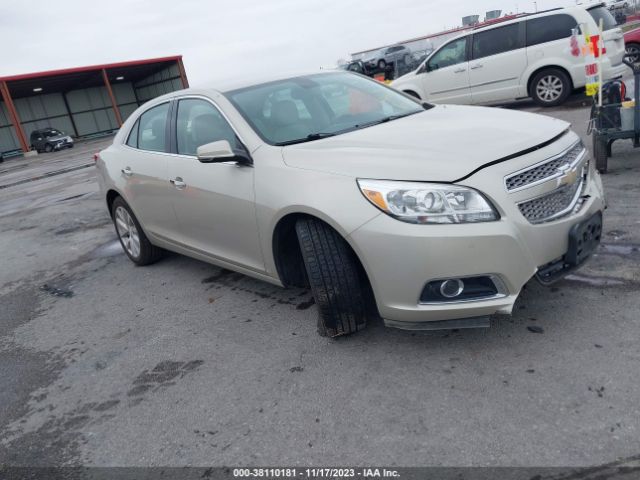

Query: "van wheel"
left=593, top=134, right=609, bottom=173
left=111, top=197, right=163, bottom=266
left=531, top=69, right=571, bottom=107
left=295, top=218, right=368, bottom=338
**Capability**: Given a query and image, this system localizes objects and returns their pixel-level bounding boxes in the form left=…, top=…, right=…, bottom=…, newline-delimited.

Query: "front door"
left=166, top=97, right=264, bottom=272
left=420, top=36, right=472, bottom=104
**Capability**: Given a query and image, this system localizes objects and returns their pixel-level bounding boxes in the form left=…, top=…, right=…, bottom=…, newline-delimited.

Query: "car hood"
left=281, top=105, right=569, bottom=182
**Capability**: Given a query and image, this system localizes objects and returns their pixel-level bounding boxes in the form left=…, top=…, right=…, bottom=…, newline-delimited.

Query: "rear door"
left=469, top=22, right=527, bottom=104
left=419, top=36, right=472, bottom=104
left=120, top=102, right=178, bottom=240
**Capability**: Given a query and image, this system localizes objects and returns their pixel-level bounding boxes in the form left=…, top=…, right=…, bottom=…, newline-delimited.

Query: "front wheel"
left=111, top=197, right=163, bottom=266
left=531, top=69, right=571, bottom=107
left=592, top=134, right=609, bottom=174
left=377, top=59, right=387, bottom=70
left=295, top=218, right=368, bottom=338
left=44, top=143, right=53, bottom=153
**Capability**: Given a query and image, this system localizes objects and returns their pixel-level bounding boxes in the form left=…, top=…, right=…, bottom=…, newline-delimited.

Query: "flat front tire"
left=295, top=218, right=368, bottom=338
left=531, top=69, right=571, bottom=107
left=111, top=197, right=163, bottom=266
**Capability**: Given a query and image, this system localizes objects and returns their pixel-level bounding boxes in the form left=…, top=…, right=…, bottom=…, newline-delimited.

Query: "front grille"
left=505, top=141, right=584, bottom=191
left=518, top=178, right=584, bottom=224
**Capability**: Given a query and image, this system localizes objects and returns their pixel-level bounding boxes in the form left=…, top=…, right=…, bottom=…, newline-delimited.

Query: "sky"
left=0, top=0, right=582, bottom=86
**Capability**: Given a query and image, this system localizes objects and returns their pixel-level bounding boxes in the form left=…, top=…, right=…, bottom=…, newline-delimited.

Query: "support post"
left=102, top=69, right=123, bottom=127
left=0, top=81, right=30, bottom=153
left=177, top=58, right=189, bottom=89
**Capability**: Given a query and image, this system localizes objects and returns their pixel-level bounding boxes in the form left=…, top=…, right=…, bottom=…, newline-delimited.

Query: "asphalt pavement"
left=0, top=99, right=639, bottom=471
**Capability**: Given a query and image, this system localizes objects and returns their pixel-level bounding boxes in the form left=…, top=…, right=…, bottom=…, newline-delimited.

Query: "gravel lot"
left=0, top=99, right=639, bottom=469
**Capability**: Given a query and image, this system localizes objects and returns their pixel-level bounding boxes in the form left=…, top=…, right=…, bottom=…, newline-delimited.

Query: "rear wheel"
left=295, top=218, right=368, bottom=338
left=593, top=134, right=609, bottom=174
left=111, top=197, right=163, bottom=266
left=531, top=69, right=571, bottom=107
left=626, top=42, right=640, bottom=63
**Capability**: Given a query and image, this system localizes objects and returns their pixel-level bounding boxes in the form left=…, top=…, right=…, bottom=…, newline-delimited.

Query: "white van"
left=391, top=3, right=626, bottom=107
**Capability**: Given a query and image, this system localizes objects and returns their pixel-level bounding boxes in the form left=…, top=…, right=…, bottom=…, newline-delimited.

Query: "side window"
left=126, top=120, right=139, bottom=148
left=526, top=14, right=578, bottom=47
left=176, top=98, right=238, bottom=156
left=472, top=23, right=523, bottom=60
left=137, top=103, right=170, bottom=152
left=428, top=37, right=468, bottom=71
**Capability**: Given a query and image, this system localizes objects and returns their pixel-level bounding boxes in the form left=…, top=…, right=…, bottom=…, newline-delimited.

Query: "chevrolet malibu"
left=96, top=71, right=605, bottom=337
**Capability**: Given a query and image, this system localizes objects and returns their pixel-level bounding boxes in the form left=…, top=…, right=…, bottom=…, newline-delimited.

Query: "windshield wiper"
left=354, top=110, right=423, bottom=130
left=274, top=132, right=337, bottom=146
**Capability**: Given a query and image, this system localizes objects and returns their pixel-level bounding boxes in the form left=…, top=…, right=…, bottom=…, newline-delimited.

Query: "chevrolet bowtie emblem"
left=557, top=165, right=579, bottom=187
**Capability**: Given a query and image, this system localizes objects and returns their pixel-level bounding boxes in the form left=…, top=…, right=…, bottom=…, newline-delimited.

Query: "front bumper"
left=348, top=134, right=605, bottom=329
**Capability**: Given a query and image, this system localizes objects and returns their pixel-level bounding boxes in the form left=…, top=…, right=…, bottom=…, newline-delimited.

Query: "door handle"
left=121, top=167, right=133, bottom=177
left=453, top=68, right=466, bottom=73
left=170, top=177, right=187, bottom=189
left=470, top=64, right=483, bottom=70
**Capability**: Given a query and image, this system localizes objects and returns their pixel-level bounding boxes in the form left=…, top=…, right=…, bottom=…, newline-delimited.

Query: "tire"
left=111, top=196, right=163, bottom=266
left=44, top=143, right=53, bottom=153
left=295, top=218, right=368, bottom=338
left=530, top=69, right=572, bottom=107
left=377, top=59, right=387, bottom=70
left=593, top=134, right=609, bottom=174
left=626, top=42, right=640, bottom=64
left=403, top=54, right=412, bottom=65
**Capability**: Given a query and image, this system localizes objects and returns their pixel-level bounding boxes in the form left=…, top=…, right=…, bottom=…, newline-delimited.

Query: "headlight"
left=357, top=179, right=499, bottom=224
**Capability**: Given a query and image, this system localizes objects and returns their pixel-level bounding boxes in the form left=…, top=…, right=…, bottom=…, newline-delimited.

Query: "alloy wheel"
left=536, top=75, right=563, bottom=103
left=626, top=44, right=640, bottom=64
left=114, top=206, right=141, bottom=258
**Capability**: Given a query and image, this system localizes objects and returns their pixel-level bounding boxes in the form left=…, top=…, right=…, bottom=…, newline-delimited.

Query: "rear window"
left=526, top=14, right=578, bottom=46
left=588, top=6, right=618, bottom=31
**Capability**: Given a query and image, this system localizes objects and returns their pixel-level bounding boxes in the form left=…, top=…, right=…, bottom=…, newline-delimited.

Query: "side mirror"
left=196, top=140, right=252, bottom=165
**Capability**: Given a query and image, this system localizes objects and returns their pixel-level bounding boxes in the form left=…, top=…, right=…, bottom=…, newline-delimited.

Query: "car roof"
left=448, top=3, right=604, bottom=38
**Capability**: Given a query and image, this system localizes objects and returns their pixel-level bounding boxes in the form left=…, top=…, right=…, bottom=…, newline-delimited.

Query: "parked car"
left=606, top=0, right=628, bottom=10
left=362, top=45, right=413, bottom=71
left=30, top=128, right=74, bottom=153
left=96, top=71, right=605, bottom=337
left=624, top=27, right=640, bottom=63
left=392, top=4, right=626, bottom=107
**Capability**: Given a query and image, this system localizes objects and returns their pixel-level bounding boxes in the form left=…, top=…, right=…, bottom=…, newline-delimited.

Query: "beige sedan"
left=96, top=72, right=605, bottom=337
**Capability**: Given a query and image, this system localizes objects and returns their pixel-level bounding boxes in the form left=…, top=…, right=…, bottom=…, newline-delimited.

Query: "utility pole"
left=534, top=1, right=538, bottom=13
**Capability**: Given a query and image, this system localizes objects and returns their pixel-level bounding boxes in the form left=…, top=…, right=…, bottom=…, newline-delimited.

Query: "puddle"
left=90, top=240, right=123, bottom=259
left=599, top=243, right=640, bottom=256
left=564, top=274, right=626, bottom=287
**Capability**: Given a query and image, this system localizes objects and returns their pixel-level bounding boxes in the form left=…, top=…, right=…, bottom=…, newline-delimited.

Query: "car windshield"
left=43, top=130, right=62, bottom=137
left=588, top=6, right=618, bottom=31
left=225, top=72, right=425, bottom=146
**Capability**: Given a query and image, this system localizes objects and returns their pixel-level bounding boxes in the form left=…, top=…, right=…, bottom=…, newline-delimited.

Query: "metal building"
left=0, top=56, right=188, bottom=157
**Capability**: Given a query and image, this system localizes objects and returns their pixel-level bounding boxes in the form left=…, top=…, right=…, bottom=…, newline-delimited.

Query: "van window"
left=526, top=14, right=578, bottom=47
left=588, top=6, right=618, bottom=31
left=428, top=37, right=468, bottom=71
left=472, top=23, right=523, bottom=59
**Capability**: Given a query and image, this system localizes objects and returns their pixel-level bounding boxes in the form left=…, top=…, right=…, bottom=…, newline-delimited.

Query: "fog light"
left=420, top=275, right=505, bottom=304
left=440, top=279, right=465, bottom=298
